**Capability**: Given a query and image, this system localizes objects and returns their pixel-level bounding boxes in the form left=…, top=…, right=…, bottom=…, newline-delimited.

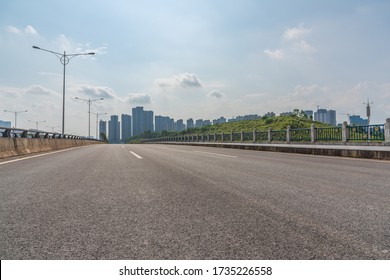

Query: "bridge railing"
left=144, top=118, right=390, bottom=145
left=347, top=124, right=385, bottom=141
left=0, top=126, right=99, bottom=141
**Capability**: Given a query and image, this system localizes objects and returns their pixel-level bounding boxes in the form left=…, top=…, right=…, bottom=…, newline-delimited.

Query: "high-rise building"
left=132, top=106, right=154, bottom=136
left=195, top=119, right=204, bottom=128
left=175, top=119, right=185, bottom=131
left=144, top=110, right=154, bottom=132
left=318, top=109, right=328, bottom=123
left=186, top=118, right=194, bottom=129
left=203, top=120, right=212, bottom=126
left=314, top=108, right=337, bottom=126
left=0, top=120, right=12, bottom=128
left=108, top=115, right=120, bottom=143
left=349, top=115, right=369, bottom=125
left=327, top=110, right=337, bottom=126
left=121, top=114, right=132, bottom=142
left=155, top=116, right=174, bottom=132
left=213, top=117, right=226, bottom=125
left=99, top=120, right=107, bottom=140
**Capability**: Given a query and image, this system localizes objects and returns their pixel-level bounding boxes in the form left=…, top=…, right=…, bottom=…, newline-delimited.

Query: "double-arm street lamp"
left=3, top=109, right=28, bottom=128
left=75, top=97, right=104, bottom=138
left=28, top=120, right=46, bottom=130
left=32, top=46, right=95, bottom=135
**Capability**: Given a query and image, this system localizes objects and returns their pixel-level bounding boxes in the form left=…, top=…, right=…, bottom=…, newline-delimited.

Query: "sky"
left=0, top=0, right=389, bottom=136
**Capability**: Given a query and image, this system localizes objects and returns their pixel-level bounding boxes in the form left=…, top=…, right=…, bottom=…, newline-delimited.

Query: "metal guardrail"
left=144, top=121, right=390, bottom=145
left=348, top=124, right=385, bottom=141
left=316, top=127, right=342, bottom=141
left=0, top=126, right=97, bottom=140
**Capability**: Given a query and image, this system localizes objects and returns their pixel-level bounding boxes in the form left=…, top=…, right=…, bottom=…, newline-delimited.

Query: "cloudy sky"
left=1, top=0, right=389, bottom=136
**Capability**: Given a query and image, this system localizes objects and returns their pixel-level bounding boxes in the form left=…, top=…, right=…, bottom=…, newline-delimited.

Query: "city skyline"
left=1, top=1, right=389, bottom=137
left=101, top=105, right=346, bottom=142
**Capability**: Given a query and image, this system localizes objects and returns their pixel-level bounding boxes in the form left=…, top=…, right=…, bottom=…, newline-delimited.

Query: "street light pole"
left=75, top=97, right=104, bottom=138
left=92, top=112, right=107, bottom=139
left=28, top=120, right=46, bottom=130
left=32, top=46, right=95, bottom=135
left=3, top=110, right=28, bottom=128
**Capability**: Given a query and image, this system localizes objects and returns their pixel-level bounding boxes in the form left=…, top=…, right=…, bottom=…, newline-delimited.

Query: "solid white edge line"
left=0, top=146, right=84, bottom=166
left=193, top=150, right=238, bottom=158
left=129, top=151, right=143, bottom=159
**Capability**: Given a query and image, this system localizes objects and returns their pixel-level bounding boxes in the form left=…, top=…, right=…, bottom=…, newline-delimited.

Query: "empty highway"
left=1, top=144, right=389, bottom=259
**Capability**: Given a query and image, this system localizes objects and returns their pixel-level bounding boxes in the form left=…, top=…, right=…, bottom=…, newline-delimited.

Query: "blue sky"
left=1, top=0, right=389, bottom=136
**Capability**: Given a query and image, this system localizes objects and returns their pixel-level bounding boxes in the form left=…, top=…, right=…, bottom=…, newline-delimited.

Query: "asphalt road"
left=1, top=144, right=389, bottom=259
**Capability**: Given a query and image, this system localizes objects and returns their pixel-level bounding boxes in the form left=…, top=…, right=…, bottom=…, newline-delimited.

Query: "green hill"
left=183, top=115, right=330, bottom=135
left=129, top=114, right=331, bottom=142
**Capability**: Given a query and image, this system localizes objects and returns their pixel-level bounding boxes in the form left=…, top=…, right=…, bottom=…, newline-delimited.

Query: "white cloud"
left=265, top=24, right=315, bottom=59
left=283, top=25, right=311, bottom=41
left=126, top=93, right=151, bottom=105
left=24, top=25, right=38, bottom=36
left=77, top=85, right=116, bottom=99
left=208, top=90, right=225, bottom=99
left=6, top=25, right=38, bottom=36
left=6, top=25, right=21, bottom=34
left=54, top=34, right=73, bottom=51
left=155, top=73, right=203, bottom=88
left=264, top=49, right=285, bottom=60
left=293, top=40, right=316, bottom=53
left=26, top=85, right=58, bottom=96
left=76, top=43, right=108, bottom=55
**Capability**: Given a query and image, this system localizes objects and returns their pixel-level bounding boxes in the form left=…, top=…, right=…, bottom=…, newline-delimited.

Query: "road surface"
left=1, top=144, right=389, bottom=259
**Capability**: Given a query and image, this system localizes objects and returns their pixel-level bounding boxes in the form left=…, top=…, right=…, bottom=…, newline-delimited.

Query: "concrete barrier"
left=0, top=138, right=101, bottom=159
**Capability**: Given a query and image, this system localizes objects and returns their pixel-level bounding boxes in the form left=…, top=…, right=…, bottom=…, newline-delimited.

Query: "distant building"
left=0, top=120, right=11, bottom=128
left=155, top=116, right=174, bottom=132
left=203, top=120, right=212, bottom=126
left=195, top=119, right=204, bottom=128
left=132, top=106, right=154, bottom=136
left=213, top=117, right=226, bottom=125
left=228, top=114, right=260, bottom=122
left=186, top=118, right=194, bottom=129
left=121, top=114, right=132, bottom=142
left=349, top=115, right=369, bottom=125
left=314, top=108, right=337, bottom=126
left=175, top=119, right=185, bottom=131
left=99, top=120, right=107, bottom=140
left=327, top=110, right=337, bottom=126
left=303, top=110, right=313, bottom=120
left=108, top=115, right=120, bottom=143
left=263, top=112, right=276, bottom=118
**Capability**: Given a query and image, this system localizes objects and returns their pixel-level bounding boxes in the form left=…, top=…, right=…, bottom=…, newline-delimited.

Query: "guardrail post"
left=268, top=128, right=272, bottom=142
left=286, top=126, right=291, bottom=143
left=342, top=121, right=349, bottom=143
left=253, top=129, right=256, bottom=143
left=385, top=118, right=390, bottom=143
left=3, top=129, right=11, bottom=137
left=221, top=133, right=224, bottom=142
left=311, top=124, right=316, bottom=143
left=241, top=131, right=244, bottom=142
